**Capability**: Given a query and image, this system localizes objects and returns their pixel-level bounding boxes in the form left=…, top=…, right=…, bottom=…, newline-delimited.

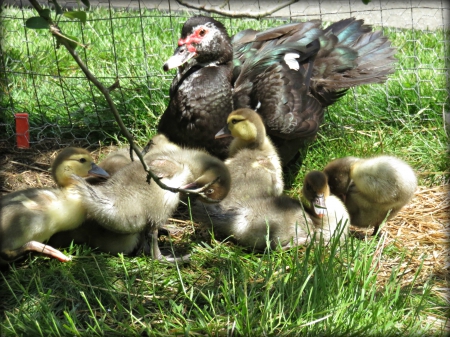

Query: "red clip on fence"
left=14, top=113, right=30, bottom=148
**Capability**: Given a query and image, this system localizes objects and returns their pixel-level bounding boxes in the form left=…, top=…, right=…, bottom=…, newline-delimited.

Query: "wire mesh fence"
left=0, top=0, right=448, bottom=149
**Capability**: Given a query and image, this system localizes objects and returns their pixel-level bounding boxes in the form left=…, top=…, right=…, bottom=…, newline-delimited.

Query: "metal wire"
left=0, top=0, right=448, bottom=149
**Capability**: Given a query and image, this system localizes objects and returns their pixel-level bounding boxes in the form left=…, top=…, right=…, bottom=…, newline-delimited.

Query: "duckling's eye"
left=199, top=29, right=206, bottom=37
left=231, top=119, right=238, bottom=125
left=79, top=158, right=87, bottom=163
left=205, top=188, right=214, bottom=195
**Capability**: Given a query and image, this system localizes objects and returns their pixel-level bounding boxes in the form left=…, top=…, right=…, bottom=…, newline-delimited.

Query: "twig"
left=9, top=160, right=49, bottom=173
left=27, top=0, right=219, bottom=201
left=168, top=218, right=193, bottom=225
left=176, top=0, right=298, bottom=19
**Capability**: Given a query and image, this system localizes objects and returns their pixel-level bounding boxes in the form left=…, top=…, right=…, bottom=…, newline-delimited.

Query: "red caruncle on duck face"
left=178, top=26, right=210, bottom=48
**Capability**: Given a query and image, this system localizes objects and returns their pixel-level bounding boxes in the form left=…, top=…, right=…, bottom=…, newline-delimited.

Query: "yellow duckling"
left=215, top=108, right=284, bottom=200
left=301, top=170, right=350, bottom=243
left=323, top=155, right=417, bottom=235
left=0, top=147, right=109, bottom=265
left=70, top=136, right=231, bottom=262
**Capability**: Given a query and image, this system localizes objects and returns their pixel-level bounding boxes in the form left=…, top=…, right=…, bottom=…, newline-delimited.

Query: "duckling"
left=48, top=219, right=147, bottom=256
left=189, top=109, right=303, bottom=250
left=142, top=133, right=181, bottom=154
left=49, top=136, right=192, bottom=256
left=322, top=156, right=359, bottom=200
left=50, top=147, right=141, bottom=254
left=323, top=155, right=417, bottom=235
left=192, top=195, right=313, bottom=251
left=215, top=108, right=283, bottom=201
left=192, top=171, right=351, bottom=250
left=85, top=147, right=141, bottom=185
left=0, top=147, right=109, bottom=265
left=71, top=139, right=231, bottom=262
left=96, top=147, right=135, bottom=176
left=301, top=170, right=350, bottom=242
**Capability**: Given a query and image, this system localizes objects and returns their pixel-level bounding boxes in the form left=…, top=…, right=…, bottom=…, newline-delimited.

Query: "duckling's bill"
left=215, top=125, right=232, bottom=139
left=313, top=193, right=326, bottom=218
left=88, top=163, right=110, bottom=178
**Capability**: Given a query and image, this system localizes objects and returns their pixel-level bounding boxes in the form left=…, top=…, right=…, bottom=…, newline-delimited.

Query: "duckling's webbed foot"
left=148, top=229, right=190, bottom=264
left=1, top=241, right=71, bottom=263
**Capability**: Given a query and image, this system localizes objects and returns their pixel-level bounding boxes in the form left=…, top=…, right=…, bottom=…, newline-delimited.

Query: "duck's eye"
left=79, top=158, right=87, bottom=163
left=199, top=29, right=206, bottom=37
left=231, top=119, right=238, bottom=125
left=205, top=188, right=214, bottom=195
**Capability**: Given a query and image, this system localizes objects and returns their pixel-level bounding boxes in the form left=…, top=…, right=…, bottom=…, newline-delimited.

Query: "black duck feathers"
left=159, top=16, right=396, bottom=165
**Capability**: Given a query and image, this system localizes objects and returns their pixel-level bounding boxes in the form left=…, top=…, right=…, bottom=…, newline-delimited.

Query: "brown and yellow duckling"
left=323, top=155, right=417, bottom=235
left=0, top=147, right=109, bottom=266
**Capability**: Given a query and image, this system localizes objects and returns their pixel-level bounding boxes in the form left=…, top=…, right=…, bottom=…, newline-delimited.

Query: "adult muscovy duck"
left=158, top=15, right=396, bottom=165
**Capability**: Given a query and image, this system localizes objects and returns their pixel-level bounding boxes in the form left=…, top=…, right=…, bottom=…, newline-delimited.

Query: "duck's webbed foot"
left=148, top=229, right=191, bottom=264
left=1, top=241, right=72, bottom=263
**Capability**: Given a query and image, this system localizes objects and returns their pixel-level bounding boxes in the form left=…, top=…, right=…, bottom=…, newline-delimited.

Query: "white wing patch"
left=284, top=53, right=300, bottom=71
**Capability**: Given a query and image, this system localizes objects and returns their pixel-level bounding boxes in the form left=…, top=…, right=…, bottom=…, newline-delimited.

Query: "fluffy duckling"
left=192, top=195, right=313, bottom=251
left=49, top=146, right=143, bottom=256
left=0, top=147, right=109, bottom=265
left=191, top=167, right=356, bottom=250
left=71, top=138, right=231, bottom=262
left=301, top=170, right=350, bottom=242
left=192, top=171, right=350, bottom=250
left=49, top=136, right=195, bottom=257
left=85, top=147, right=141, bottom=185
left=215, top=108, right=283, bottom=201
left=96, top=147, right=136, bottom=176
left=48, top=219, right=147, bottom=256
left=323, top=155, right=417, bottom=235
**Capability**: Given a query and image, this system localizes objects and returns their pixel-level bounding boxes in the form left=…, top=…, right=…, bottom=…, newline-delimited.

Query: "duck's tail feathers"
left=312, top=18, right=396, bottom=94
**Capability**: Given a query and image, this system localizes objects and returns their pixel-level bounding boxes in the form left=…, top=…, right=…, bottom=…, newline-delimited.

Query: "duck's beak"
left=163, top=45, right=196, bottom=71
left=88, top=163, right=110, bottom=178
left=313, top=193, right=326, bottom=218
left=215, top=125, right=232, bottom=139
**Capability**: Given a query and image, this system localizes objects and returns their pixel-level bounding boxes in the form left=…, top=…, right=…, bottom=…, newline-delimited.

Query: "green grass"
left=0, top=5, right=449, bottom=337
left=1, top=233, right=447, bottom=336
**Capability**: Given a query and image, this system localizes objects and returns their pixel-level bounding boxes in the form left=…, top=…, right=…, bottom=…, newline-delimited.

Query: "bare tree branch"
left=176, top=0, right=298, bottom=19
left=27, top=0, right=219, bottom=201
